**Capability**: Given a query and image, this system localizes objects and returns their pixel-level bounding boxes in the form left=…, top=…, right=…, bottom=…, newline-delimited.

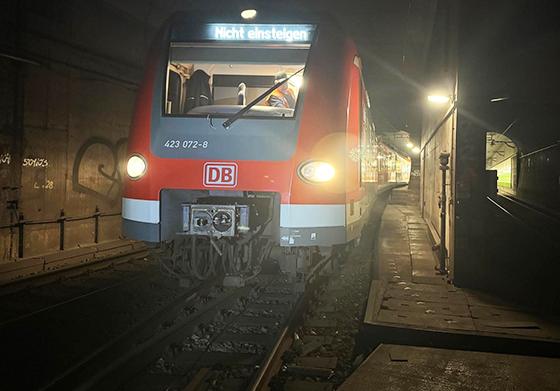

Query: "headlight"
left=298, top=161, right=335, bottom=183
left=126, top=154, right=147, bottom=179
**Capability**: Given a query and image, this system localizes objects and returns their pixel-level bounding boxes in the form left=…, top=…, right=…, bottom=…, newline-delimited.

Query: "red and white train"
left=122, top=12, right=406, bottom=278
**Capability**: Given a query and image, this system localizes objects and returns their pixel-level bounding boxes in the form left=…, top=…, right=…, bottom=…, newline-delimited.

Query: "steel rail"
left=47, top=277, right=258, bottom=391
left=498, top=194, right=560, bottom=223
left=40, top=278, right=214, bottom=391
left=249, top=188, right=395, bottom=390
left=249, top=255, right=336, bottom=391
left=488, top=195, right=560, bottom=248
left=34, top=232, right=350, bottom=391
left=0, top=272, right=146, bottom=328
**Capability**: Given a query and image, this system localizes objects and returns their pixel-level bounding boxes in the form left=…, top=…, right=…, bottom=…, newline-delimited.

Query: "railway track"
left=46, top=239, right=377, bottom=390
left=490, top=194, right=560, bottom=248
left=46, top=265, right=332, bottom=391
left=0, top=255, right=191, bottom=391
left=0, top=244, right=339, bottom=391
left=0, top=241, right=150, bottom=295
left=1, top=192, right=391, bottom=391
left=31, top=251, right=338, bottom=391
left=256, top=192, right=390, bottom=391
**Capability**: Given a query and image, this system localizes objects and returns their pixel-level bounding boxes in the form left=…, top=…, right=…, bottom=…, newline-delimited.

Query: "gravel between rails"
left=266, top=193, right=389, bottom=391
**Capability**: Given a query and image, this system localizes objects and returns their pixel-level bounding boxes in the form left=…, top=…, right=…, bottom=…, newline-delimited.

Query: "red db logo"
left=203, top=162, right=238, bottom=187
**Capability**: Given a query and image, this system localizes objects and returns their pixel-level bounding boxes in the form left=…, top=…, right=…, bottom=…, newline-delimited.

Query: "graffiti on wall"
left=72, top=137, right=128, bottom=204
left=0, top=153, right=11, bottom=165
left=23, top=157, right=49, bottom=167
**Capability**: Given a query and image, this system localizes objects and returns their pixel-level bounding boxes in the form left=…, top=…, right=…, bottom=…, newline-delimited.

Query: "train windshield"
left=165, top=23, right=315, bottom=118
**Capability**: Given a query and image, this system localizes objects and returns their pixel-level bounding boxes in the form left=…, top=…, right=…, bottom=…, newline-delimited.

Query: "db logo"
left=203, top=162, right=238, bottom=187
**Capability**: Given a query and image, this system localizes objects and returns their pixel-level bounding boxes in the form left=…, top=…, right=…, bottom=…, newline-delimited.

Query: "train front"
left=123, top=17, right=354, bottom=279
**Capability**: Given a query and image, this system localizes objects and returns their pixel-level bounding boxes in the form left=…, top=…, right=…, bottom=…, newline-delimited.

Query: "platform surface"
left=361, top=187, right=560, bottom=355
left=338, top=344, right=560, bottom=391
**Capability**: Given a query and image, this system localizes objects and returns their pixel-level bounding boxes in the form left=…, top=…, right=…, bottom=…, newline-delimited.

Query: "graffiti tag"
left=23, top=157, right=49, bottom=167
left=0, top=152, right=11, bottom=165
left=72, top=137, right=127, bottom=204
left=33, top=179, right=54, bottom=190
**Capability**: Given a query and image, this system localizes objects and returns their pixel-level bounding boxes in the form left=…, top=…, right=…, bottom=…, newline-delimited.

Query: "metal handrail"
left=0, top=207, right=121, bottom=258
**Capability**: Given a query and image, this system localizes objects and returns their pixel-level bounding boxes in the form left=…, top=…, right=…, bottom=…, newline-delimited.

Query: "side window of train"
left=360, top=80, right=374, bottom=184
left=485, top=132, right=519, bottom=194
left=354, top=55, right=365, bottom=185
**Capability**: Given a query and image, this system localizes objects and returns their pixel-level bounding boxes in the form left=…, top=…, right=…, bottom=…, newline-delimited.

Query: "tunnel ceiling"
left=102, top=0, right=438, bottom=141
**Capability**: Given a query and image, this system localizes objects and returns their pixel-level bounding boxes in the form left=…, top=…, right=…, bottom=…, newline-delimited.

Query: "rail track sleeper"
left=174, top=351, right=261, bottom=366
left=234, top=315, right=285, bottom=326
left=254, top=294, right=298, bottom=304
left=213, top=332, right=279, bottom=346
left=245, top=302, right=293, bottom=311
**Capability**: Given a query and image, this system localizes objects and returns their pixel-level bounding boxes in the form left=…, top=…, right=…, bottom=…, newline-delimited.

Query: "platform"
left=358, top=187, right=560, bottom=357
left=338, top=344, right=560, bottom=391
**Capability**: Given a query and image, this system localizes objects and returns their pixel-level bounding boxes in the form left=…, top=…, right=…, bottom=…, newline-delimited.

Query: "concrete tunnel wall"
left=0, top=1, right=153, bottom=261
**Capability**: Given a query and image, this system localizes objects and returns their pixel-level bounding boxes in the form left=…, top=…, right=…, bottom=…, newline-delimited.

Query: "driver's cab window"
left=164, top=43, right=309, bottom=118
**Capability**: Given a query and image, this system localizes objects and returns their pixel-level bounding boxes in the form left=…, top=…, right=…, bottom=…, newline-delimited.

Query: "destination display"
left=206, top=23, right=315, bottom=43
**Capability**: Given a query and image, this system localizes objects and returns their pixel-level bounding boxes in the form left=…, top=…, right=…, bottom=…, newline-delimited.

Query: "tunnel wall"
left=0, top=1, right=150, bottom=261
left=447, top=0, right=560, bottom=313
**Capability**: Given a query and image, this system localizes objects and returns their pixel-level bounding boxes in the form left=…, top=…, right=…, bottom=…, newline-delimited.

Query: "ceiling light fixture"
left=241, top=9, right=257, bottom=20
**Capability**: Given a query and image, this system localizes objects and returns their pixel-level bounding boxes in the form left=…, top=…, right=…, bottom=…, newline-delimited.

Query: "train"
left=122, top=11, right=409, bottom=281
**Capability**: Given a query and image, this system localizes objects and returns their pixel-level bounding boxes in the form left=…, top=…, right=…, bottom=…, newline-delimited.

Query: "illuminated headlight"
left=298, top=161, right=335, bottom=183
left=126, top=154, right=147, bottom=179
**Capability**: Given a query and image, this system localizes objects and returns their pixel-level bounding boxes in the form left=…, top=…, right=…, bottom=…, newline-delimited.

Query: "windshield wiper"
left=222, top=67, right=305, bottom=129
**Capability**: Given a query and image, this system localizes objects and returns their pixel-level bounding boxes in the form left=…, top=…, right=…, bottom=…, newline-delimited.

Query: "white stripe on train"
left=122, top=197, right=365, bottom=228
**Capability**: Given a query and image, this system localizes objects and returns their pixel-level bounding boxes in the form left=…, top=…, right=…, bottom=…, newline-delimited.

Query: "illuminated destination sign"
left=206, top=24, right=315, bottom=43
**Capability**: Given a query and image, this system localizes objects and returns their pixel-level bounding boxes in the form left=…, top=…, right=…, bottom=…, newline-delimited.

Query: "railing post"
left=94, top=206, right=100, bottom=244
left=59, top=209, right=65, bottom=251
left=18, top=213, right=24, bottom=258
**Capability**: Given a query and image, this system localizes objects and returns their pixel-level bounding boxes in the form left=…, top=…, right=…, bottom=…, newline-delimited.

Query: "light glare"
left=289, top=74, right=303, bottom=88
left=127, top=155, right=147, bottom=179
left=240, top=9, right=257, bottom=19
left=412, top=147, right=421, bottom=154
left=427, top=95, right=450, bottom=104
left=300, top=161, right=335, bottom=183
left=406, top=142, right=413, bottom=149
